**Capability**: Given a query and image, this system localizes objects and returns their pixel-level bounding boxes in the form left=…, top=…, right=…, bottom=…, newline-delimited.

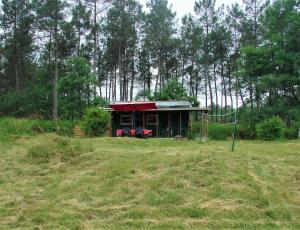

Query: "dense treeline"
left=0, top=0, right=299, bottom=131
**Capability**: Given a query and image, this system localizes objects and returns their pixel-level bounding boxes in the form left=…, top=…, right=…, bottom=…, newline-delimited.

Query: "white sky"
left=139, top=0, right=242, bottom=19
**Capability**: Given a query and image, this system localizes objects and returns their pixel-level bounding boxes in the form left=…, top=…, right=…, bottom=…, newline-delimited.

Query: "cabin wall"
left=111, top=111, right=190, bottom=137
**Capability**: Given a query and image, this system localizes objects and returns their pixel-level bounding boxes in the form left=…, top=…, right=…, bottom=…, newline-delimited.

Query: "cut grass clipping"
left=27, top=136, right=93, bottom=162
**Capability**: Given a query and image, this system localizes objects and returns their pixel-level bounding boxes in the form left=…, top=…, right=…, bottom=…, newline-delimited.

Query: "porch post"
left=132, top=111, right=134, bottom=129
left=156, top=112, right=159, bottom=137
left=205, top=111, right=208, bottom=139
left=143, top=112, right=145, bottom=129
left=168, top=111, right=171, bottom=137
left=179, top=111, right=182, bottom=136
left=189, top=111, right=192, bottom=136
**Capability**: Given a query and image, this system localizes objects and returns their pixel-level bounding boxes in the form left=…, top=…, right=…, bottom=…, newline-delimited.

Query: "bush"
left=0, top=118, right=35, bottom=136
left=32, top=120, right=75, bottom=136
left=238, top=125, right=256, bottom=139
left=256, top=116, right=284, bottom=140
left=81, top=107, right=111, bottom=137
left=187, top=121, right=202, bottom=140
left=283, top=127, right=298, bottom=140
left=56, top=120, right=76, bottom=136
left=209, top=124, right=233, bottom=140
left=32, top=120, right=56, bottom=133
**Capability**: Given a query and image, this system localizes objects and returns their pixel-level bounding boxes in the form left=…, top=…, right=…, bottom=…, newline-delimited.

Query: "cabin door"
left=134, top=112, right=143, bottom=129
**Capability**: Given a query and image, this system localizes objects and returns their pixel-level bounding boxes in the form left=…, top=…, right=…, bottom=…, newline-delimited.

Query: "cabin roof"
left=104, top=101, right=209, bottom=112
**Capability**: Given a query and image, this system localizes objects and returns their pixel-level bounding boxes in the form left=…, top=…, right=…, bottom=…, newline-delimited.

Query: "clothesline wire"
left=207, top=120, right=236, bottom=126
left=204, top=111, right=235, bottom=117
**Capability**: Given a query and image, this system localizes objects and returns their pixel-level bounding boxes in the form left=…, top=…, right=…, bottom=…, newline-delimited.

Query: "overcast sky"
left=139, top=0, right=241, bottom=19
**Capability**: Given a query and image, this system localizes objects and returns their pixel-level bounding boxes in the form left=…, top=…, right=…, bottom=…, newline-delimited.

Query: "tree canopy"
left=0, top=0, right=299, bottom=132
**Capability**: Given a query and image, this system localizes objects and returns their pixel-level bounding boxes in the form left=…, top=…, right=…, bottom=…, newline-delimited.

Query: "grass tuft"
left=27, top=135, right=93, bottom=162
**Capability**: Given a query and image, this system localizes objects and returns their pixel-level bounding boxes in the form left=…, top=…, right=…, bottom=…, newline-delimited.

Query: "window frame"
left=120, top=114, right=133, bottom=126
left=146, top=114, right=158, bottom=125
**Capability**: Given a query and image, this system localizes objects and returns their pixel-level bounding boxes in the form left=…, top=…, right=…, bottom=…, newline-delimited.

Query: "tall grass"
left=0, top=117, right=75, bottom=138
left=27, top=135, right=93, bottom=162
left=208, top=124, right=233, bottom=140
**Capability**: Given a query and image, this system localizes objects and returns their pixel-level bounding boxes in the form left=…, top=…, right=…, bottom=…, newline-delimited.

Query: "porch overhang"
left=106, top=101, right=210, bottom=112
left=104, top=107, right=210, bottom=112
left=109, top=101, right=157, bottom=111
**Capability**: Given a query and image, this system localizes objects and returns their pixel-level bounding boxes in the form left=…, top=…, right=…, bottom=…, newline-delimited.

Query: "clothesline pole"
left=231, top=120, right=237, bottom=152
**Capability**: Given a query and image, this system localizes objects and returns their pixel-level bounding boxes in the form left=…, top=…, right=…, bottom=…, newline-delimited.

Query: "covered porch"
left=106, top=101, right=209, bottom=138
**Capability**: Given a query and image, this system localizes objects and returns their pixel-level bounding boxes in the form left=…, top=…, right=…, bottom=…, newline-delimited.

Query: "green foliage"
left=209, top=124, right=233, bottom=140
left=135, top=84, right=200, bottom=107
left=238, top=125, right=257, bottom=140
left=283, top=127, right=298, bottom=140
left=135, top=90, right=152, bottom=101
left=0, top=91, right=25, bottom=117
left=152, top=80, right=187, bottom=101
left=0, top=118, right=75, bottom=138
left=187, top=121, right=202, bottom=140
left=59, top=57, right=97, bottom=120
left=0, top=67, right=53, bottom=118
left=81, top=107, right=111, bottom=137
left=0, top=118, right=35, bottom=136
left=256, top=116, right=284, bottom=140
left=135, top=81, right=200, bottom=107
left=91, top=97, right=109, bottom=108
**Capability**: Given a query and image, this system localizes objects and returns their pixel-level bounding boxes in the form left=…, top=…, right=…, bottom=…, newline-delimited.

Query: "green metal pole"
left=231, top=120, right=237, bottom=152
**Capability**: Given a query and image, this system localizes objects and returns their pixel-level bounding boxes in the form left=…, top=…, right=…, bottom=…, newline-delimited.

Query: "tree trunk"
left=249, top=80, right=254, bottom=110
left=48, top=32, right=52, bottom=71
left=195, top=70, right=199, bottom=100
left=108, top=72, right=112, bottom=101
left=105, top=74, right=108, bottom=100
left=77, top=26, right=81, bottom=56
left=114, top=66, right=117, bottom=101
left=228, top=65, right=234, bottom=110
left=53, top=15, right=59, bottom=120
left=92, top=0, right=97, bottom=99
left=228, top=65, right=234, bottom=121
left=118, top=46, right=123, bottom=100
left=205, top=68, right=208, bottom=108
left=221, top=62, right=227, bottom=122
left=213, top=63, right=218, bottom=121
left=13, top=13, right=19, bottom=93
left=14, top=62, right=19, bottom=94
left=208, top=74, right=213, bottom=114
left=130, top=62, right=135, bottom=101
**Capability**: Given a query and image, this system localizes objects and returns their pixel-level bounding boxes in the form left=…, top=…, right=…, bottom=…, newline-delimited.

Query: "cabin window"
left=120, top=115, right=133, bottom=125
left=147, top=114, right=158, bottom=125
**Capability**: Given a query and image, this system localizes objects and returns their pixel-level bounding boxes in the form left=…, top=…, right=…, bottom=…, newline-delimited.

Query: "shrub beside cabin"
left=104, top=101, right=209, bottom=137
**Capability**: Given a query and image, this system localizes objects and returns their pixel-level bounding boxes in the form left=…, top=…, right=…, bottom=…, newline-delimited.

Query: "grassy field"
left=0, top=134, right=300, bottom=229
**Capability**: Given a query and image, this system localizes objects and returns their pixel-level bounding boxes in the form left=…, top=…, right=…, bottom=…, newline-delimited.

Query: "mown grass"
left=0, top=134, right=299, bottom=229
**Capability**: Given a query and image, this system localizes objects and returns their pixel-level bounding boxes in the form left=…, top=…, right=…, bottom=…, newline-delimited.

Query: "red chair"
left=116, top=129, right=123, bottom=137
left=130, top=130, right=136, bottom=137
left=143, top=129, right=153, bottom=137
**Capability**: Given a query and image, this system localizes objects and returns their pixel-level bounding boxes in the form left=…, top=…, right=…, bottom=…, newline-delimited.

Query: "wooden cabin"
left=105, top=101, right=209, bottom=138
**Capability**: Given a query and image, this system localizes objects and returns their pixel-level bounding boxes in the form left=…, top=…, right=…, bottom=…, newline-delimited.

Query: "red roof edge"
left=110, top=102, right=157, bottom=111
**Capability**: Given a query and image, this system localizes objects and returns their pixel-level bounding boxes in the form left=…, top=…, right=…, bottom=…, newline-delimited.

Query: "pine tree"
left=194, top=0, right=218, bottom=110
left=35, top=0, right=66, bottom=120
left=144, top=0, right=176, bottom=93
left=71, top=0, right=91, bottom=56
left=0, top=0, right=34, bottom=93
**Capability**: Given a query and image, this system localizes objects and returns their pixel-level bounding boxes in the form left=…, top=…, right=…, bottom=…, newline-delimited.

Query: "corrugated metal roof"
left=155, top=101, right=191, bottom=108
left=107, top=101, right=199, bottom=111
left=109, top=101, right=192, bottom=108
